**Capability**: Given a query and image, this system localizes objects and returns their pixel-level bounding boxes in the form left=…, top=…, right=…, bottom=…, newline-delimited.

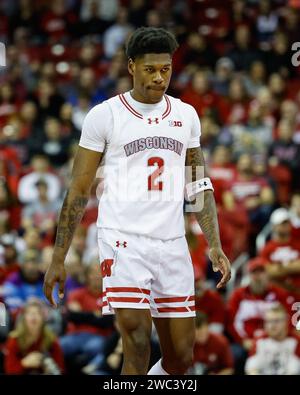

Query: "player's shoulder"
left=83, top=99, right=113, bottom=124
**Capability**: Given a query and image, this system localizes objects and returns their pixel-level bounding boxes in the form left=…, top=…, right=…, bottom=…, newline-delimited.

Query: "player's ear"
left=128, top=58, right=135, bottom=76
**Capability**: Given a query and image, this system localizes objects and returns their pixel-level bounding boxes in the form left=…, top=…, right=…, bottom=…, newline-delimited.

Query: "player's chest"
left=116, top=111, right=190, bottom=149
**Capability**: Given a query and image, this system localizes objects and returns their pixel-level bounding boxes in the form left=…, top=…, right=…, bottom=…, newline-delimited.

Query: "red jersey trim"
left=118, top=94, right=172, bottom=120
left=162, top=95, right=171, bottom=119
left=119, top=94, right=143, bottom=119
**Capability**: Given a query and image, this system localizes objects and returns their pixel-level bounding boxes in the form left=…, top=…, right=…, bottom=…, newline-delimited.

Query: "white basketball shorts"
left=98, top=228, right=195, bottom=318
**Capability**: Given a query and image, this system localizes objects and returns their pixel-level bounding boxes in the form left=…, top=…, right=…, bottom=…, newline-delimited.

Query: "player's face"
left=128, top=53, right=172, bottom=103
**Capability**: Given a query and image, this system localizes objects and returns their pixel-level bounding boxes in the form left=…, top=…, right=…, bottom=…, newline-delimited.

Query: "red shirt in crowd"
left=209, top=164, right=236, bottom=205
left=260, top=239, right=300, bottom=292
left=193, top=333, right=234, bottom=374
left=225, top=175, right=269, bottom=207
left=4, top=336, right=64, bottom=375
left=195, top=290, right=226, bottom=328
left=66, top=287, right=113, bottom=337
left=227, top=284, right=294, bottom=344
left=0, top=263, right=19, bottom=286
left=180, top=87, right=220, bottom=118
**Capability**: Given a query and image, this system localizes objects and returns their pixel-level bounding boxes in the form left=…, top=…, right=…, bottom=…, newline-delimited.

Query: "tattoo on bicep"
left=55, top=193, right=88, bottom=248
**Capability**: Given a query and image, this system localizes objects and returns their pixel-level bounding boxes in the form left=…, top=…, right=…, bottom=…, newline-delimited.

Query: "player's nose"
left=153, top=72, right=163, bottom=83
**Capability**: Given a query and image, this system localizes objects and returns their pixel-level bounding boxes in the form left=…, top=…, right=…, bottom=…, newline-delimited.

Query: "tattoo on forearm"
left=55, top=193, right=88, bottom=251
left=195, top=191, right=221, bottom=249
left=186, top=147, right=221, bottom=249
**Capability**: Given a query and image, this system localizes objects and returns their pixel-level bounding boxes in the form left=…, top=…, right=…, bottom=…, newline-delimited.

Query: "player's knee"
left=125, top=325, right=151, bottom=354
left=117, top=310, right=152, bottom=354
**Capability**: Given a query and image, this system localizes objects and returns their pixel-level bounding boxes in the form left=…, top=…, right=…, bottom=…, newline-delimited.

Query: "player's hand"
left=209, top=247, right=231, bottom=289
left=43, top=258, right=66, bottom=308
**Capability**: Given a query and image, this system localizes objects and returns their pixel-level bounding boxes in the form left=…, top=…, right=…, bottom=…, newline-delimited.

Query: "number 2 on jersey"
left=148, top=157, right=164, bottom=191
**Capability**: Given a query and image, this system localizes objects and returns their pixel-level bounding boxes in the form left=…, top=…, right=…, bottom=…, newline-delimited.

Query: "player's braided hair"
left=125, top=27, right=179, bottom=60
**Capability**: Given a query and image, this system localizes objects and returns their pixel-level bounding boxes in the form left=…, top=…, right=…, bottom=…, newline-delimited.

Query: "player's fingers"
left=43, top=282, right=57, bottom=308
left=212, top=261, right=219, bottom=272
left=216, top=258, right=231, bottom=289
left=58, top=278, right=65, bottom=300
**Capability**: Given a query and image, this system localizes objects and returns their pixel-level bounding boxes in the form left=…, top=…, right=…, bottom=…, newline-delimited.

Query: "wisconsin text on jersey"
left=124, top=136, right=184, bottom=157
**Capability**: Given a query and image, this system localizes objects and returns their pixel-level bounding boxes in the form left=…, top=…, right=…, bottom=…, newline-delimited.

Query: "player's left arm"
left=186, top=146, right=231, bottom=289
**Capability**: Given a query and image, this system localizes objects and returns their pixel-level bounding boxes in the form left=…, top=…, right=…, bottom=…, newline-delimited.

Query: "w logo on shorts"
left=101, top=259, right=114, bottom=277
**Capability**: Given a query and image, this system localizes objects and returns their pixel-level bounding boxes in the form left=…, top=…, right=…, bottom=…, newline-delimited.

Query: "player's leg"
left=151, top=316, right=195, bottom=374
left=98, top=229, right=155, bottom=375
left=115, top=308, right=152, bottom=374
left=149, top=236, right=196, bottom=374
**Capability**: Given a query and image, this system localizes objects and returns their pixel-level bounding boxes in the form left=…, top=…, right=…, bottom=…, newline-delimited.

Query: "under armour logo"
left=148, top=117, right=159, bottom=124
left=116, top=241, right=127, bottom=248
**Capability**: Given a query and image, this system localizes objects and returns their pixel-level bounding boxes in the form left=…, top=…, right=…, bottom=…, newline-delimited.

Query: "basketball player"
left=43, top=27, right=231, bottom=375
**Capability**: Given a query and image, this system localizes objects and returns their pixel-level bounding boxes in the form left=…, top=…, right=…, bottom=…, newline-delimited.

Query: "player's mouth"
left=148, top=86, right=165, bottom=91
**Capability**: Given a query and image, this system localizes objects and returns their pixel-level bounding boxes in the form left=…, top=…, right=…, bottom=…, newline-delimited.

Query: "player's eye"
left=162, top=67, right=170, bottom=72
left=145, top=68, right=153, bottom=72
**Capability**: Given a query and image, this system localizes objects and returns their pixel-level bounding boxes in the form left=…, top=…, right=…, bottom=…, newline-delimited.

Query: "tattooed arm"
left=186, top=147, right=231, bottom=288
left=44, top=147, right=103, bottom=306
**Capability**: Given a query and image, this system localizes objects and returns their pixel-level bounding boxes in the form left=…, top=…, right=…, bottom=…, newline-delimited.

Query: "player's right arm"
left=43, top=147, right=103, bottom=307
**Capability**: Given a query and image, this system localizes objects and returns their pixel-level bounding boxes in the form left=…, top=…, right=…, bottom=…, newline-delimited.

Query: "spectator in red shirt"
left=4, top=299, right=64, bottom=375
left=218, top=77, right=249, bottom=126
left=59, top=262, right=114, bottom=370
left=194, top=267, right=226, bottom=334
left=260, top=207, right=300, bottom=298
left=208, top=145, right=236, bottom=205
left=227, top=257, right=293, bottom=373
left=227, top=257, right=294, bottom=346
left=189, top=312, right=234, bottom=375
left=245, top=304, right=300, bottom=375
left=180, top=70, right=220, bottom=119
left=223, top=153, right=274, bottom=253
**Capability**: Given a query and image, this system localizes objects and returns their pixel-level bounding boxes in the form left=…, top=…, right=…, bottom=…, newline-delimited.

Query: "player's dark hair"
left=125, top=27, right=179, bottom=60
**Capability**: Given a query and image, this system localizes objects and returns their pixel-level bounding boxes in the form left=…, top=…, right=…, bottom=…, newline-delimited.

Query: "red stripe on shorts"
left=157, top=306, right=195, bottom=313
left=106, top=287, right=151, bottom=295
left=108, top=297, right=150, bottom=303
left=154, top=295, right=195, bottom=303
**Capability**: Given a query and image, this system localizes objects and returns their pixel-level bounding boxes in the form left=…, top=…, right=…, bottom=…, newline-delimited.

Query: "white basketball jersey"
left=79, top=91, right=201, bottom=240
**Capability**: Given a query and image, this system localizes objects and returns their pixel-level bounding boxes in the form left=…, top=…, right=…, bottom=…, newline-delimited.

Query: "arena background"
left=0, top=0, right=300, bottom=375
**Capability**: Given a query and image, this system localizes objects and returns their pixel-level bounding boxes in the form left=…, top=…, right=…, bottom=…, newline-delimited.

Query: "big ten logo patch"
left=169, top=120, right=182, bottom=127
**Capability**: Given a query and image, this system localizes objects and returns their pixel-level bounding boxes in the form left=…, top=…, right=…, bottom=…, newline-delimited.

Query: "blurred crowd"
left=1, top=0, right=300, bottom=375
